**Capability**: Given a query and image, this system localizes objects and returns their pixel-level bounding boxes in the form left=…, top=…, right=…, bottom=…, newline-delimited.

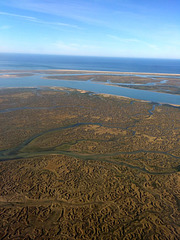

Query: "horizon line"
left=0, top=52, right=180, bottom=60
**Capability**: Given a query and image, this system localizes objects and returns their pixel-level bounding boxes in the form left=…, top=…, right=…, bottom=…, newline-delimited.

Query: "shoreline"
left=0, top=69, right=180, bottom=76
left=52, top=69, right=180, bottom=76
left=1, top=86, right=180, bottom=107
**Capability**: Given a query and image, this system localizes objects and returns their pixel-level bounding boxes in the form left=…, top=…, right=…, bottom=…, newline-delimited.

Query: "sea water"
left=0, top=53, right=180, bottom=105
left=0, top=53, right=180, bottom=74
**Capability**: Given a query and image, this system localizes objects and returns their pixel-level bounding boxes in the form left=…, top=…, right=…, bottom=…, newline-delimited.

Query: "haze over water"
left=1, top=53, right=180, bottom=74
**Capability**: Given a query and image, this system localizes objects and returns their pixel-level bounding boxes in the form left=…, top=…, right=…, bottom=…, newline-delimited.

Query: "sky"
left=0, top=0, right=180, bottom=58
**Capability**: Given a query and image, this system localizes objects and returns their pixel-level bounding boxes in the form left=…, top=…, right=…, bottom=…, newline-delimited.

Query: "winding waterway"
left=0, top=121, right=179, bottom=175
left=0, top=73, right=180, bottom=105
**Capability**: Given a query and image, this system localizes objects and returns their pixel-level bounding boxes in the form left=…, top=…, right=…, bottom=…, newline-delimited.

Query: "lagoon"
left=0, top=73, right=180, bottom=105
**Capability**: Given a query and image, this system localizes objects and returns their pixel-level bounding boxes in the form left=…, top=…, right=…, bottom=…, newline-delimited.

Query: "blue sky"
left=0, top=0, right=180, bottom=58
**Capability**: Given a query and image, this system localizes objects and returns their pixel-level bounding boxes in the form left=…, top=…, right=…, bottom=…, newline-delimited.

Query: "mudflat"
left=0, top=87, right=179, bottom=239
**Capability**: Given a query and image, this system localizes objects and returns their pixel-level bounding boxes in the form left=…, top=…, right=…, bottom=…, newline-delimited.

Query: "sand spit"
left=0, top=69, right=180, bottom=77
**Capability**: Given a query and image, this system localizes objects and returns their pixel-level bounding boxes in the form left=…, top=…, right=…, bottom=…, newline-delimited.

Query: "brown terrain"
left=0, top=87, right=179, bottom=239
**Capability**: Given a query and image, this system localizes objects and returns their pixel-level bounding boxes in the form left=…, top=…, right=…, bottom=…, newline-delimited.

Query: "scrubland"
left=0, top=88, right=179, bottom=239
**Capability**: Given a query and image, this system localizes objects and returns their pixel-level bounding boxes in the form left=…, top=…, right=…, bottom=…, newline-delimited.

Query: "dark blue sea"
left=0, top=53, right=180, bottom=73
left=1, top=53, right=180, bottom=104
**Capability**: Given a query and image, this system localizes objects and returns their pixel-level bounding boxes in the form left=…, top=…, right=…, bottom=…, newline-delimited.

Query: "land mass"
left=0, top=86, right=179, bottom=239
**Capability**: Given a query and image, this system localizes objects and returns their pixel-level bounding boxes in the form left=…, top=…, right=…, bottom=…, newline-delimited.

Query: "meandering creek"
left=0, top=121, right=179, bottom=175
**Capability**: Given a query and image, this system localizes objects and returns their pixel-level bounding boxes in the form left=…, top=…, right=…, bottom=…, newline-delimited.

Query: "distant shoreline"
left=0, top=69, right=180, bottom=77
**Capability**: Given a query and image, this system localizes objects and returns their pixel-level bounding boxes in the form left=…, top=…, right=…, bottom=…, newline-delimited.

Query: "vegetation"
left=0, top=87, right=179, bottom=239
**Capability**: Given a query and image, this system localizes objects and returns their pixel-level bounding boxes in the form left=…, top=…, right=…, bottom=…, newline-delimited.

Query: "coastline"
left=0, top=69, right=180, bottom=105
left=1, top=86, right=180, bottom=107
left=52, top=69, right=180, bottom=76
left=0, top=69, right=180, bottom=77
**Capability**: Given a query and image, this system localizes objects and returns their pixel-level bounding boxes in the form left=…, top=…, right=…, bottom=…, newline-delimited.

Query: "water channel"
left=0, top=73, right=180, bottom=105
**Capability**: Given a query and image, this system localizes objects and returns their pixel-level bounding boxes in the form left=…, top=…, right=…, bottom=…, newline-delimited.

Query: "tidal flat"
left=0, top=87, right=180, bottom=239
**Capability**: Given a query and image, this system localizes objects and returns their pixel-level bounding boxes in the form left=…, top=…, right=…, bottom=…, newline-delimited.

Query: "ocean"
left=0, top=53, right=180, bottom=73
left=1, top=53, right=180, bottom=104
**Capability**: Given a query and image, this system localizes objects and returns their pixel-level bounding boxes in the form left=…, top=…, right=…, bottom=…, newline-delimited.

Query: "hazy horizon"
left=2, top=52, right=180, bottom=61
left=0, top=0, right=180, bottom=59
